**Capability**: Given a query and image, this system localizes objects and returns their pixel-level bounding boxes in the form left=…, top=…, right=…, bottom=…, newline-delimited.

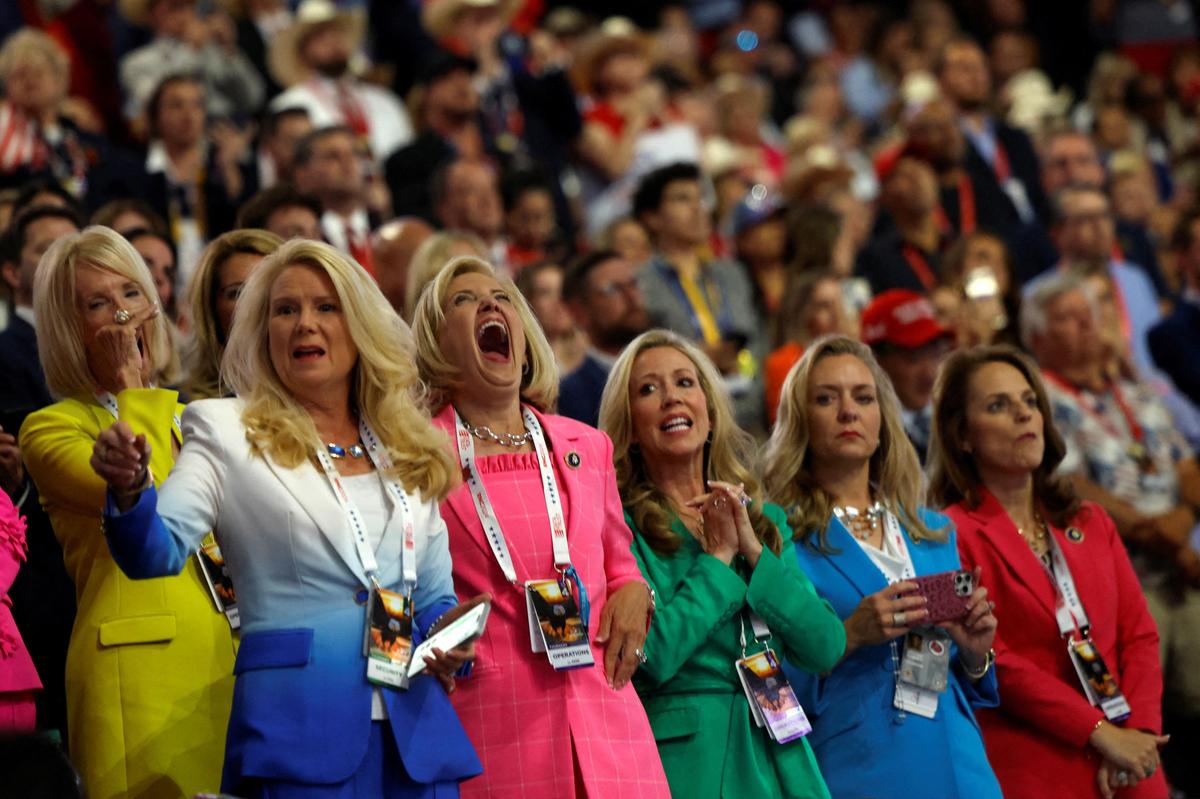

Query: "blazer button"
left=354, top=588, right=370, bottom=605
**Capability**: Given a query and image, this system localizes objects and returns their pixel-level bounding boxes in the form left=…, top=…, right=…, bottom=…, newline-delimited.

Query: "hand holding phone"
left=911, top=569, right=974, bottom=626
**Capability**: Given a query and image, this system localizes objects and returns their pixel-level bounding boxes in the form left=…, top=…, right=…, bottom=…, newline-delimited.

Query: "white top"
left=271, top=77, right=413, bottom=162
left=854, top=519, right=916, bottom=585
left=341, top=471, right=390, bottom=721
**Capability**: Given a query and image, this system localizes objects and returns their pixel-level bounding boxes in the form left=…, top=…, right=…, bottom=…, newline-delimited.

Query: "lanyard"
left=1042, top=372, right=1145, bottom=444
left=95, top=392, right=181, bottom=441
left=882, top=510, right=918, bottom=582
left=954, top=172, right=976, bottom=235
left=454, top=406, right=588, bottom=622
left=901, top=243, right=938, bottom=291
left=1040, top=532, right=1091, bottom=639
left=313, top=418, right=418, bottom=593
left=657, top=261, right=730, bottom=345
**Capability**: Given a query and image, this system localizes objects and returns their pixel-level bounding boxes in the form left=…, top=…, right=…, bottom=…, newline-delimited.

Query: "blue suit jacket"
left=1149, top=300, right=1200, bottom=409
left=557, top=354, right=610, bottom=428
left=787, top=508, right=1002, bottom=799
left=104, top=398, right=481, bottom=791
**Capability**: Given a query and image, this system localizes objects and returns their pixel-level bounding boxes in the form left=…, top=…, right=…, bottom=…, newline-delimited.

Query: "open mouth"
left=660, top=414, right=693, bottom=434
left=476, top=318, right=510, bottom=362
left=293, top=345, right=325, bottom=361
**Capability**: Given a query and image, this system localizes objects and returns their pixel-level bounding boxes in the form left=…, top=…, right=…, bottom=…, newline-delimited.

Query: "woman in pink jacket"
left=0, top=489, right=40, bottom=730
left=412, top=257, right=668, bottom=799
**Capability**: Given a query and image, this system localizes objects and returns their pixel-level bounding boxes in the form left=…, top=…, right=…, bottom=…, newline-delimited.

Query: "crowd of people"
left=0, top=0, right=1199, bottom=797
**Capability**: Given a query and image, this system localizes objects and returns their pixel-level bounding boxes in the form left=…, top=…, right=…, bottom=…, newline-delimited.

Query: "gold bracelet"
left=963, top=648, right=996, bottom=680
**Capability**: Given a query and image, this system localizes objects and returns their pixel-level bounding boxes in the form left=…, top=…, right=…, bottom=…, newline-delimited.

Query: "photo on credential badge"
left=527, top=579, right=587, bottom=648
left=737, top=649, right=813, bottom=743
left=369, top=588, right=414, bottom=667
left=198, top=541, right=236, bottom=607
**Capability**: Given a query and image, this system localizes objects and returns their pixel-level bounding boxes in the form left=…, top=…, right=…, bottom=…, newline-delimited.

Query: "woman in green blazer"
left=599, top=330, right=847, bottom=799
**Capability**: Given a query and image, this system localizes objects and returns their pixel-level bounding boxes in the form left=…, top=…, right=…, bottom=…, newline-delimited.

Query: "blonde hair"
left=598, top=329, right=780, bottom=556
left=763, top=335, right=943, bottom=550
left=221, top=239, right=455, bottom=500
left=33, top=226, right=174, bottom=399
left=0, top=29, right=69, bottom=88
left=182, top=229, right=283, bottom=400
left=403, top=231, right=486, bottom=322
left=411, top=256, right=558, bottom=413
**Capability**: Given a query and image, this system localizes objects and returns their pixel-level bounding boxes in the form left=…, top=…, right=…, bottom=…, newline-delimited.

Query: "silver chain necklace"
left=465, top=423, right=534, bottom=448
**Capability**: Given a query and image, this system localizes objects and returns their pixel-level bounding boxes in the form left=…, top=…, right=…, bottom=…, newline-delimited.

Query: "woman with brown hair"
left=929, top=345, right=1168, bottom=799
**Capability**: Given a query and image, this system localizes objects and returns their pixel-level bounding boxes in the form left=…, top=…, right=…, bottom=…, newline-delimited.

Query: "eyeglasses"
left=592, top=278, right=640, bottom=298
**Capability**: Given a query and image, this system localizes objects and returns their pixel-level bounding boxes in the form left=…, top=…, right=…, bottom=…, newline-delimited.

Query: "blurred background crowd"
left=2, top=0, right=1200, bottom=796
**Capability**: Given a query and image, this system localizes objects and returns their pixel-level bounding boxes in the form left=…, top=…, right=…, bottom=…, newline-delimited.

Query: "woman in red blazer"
left=928, top=345, right=1168, bottom=799
left=0, top=488, right=40, bottom=730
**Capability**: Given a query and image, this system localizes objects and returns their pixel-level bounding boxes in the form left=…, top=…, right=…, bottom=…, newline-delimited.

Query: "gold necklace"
left=1017, top=514, right=1049, bottom=552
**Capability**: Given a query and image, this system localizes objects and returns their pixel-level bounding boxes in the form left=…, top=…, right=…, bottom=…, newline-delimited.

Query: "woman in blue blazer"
left=764, top=335, right=1002, bottom=799
left=91, top=240, right=484, bottom=798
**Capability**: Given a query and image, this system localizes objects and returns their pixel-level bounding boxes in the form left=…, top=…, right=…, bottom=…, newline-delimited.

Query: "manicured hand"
left=595, top=581, right=652, bottom=690
left=843, top=581, right=928, bottom=656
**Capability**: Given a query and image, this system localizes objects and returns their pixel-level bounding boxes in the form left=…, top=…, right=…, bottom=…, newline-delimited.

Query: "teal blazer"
left=787, top=507, right=1003, bottom=799
left=629, top=503, right=846, bottom=799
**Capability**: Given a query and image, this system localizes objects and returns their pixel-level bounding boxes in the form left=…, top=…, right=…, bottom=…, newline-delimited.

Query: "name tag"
left=736, top=648, right=812, bottom=743
left=525, top=579, right=593, bottom=670
left=894, top=628, right=951, bottom=718
left=364, top=586, right=413, bottom=689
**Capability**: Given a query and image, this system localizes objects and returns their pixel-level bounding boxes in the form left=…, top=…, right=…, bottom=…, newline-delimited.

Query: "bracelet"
left=1092, top=718, right=1107, bottom=736
left=643, top=582, right=657, bottom=615
left=962, top=648, right=995, bottom=680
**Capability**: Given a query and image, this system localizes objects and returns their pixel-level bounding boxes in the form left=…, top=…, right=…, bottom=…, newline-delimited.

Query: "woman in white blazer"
left=92, top=240, right=485, bottom=799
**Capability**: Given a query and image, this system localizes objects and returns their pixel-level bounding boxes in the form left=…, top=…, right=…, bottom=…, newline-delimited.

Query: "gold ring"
left=114, top=308, right=133, bottom=325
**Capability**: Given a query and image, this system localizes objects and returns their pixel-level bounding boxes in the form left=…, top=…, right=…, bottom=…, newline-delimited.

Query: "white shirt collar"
left=14, top=305, right=35, bottom=326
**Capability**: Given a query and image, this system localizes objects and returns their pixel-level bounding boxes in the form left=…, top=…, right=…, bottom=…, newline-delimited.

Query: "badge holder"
left=734, top=612, right=812, bottom=743
left=526, top=577, right=594, bottom=670
left=893, top=628, right=951, bottom=719
left=364, top=581, right=414, bottom=689
left=196, top=537, right=240, bottom=629
left=1067, top=635, right=1131, bottom=722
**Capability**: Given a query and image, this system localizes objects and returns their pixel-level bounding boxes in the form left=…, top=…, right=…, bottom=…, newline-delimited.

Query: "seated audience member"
left=94, top=239, right=483, bottom=797
left=1150, top=208, right=1200, bottom=407
left=559, top=249, right=650, bottom=427
left=634, top=162, right=766, bottom=433
left=409, top=257, right=669, bottom=798
left=940, top=230, right=1018, bottom=346
left=370, top=217, right=434, bottom=315
left=1022, top=272, right=1200, bottom=782
left=90, top=199, right=170, bottom=239
left=514, top=261, right=582, bottom=374
left=432, top=157, right=508, bottom=270
left=598, top=329, right=845, bottom=799
left=292, top=126, right=380, bottom=273
left=125, top=228, right=177, bottom=321
left=1027, top=185, right=1162, bottom=375
left=763, top=335, right=1001, bottom=799
left=401, top=230, right=486, bottom=322
left=0, top=488, right=40, bottom=732
left=502, top=170, right=562, bottom=269
left=730, top=188, right=789, bottom=321
left=598, top=215, right=653, bottom=268
left=180, top=228, right=282, bottom=400
left=764, top=270, right=856, bottom=425
left=385, top=51, right=485, bottom=223
left=20, top=226, right=236, bottom=799
left=856, top=154, right=950, bottom=295
left=256, top=105, right=313, bottom=189
left=118, top=0, right=264, bottom=123
left=236, top=183, right=322, bottom=241
left=861, top=290, right=955, bottom=464
left=930, top=345, right=1169, bottom=799
left=0, top=30, right=106, bottom=196
left=267, top=0, right=412, bottom=163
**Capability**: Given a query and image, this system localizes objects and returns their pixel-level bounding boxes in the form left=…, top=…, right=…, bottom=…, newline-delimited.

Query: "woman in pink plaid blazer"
left=413, top=257, right=668, bottom=798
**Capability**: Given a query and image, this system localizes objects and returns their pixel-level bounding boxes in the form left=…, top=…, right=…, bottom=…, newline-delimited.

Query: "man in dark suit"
left=558, top=249, right=650, bottom=428
left=0, top=204, right=80, bottom=742
left=1150, top=209, right=1200, bottom=406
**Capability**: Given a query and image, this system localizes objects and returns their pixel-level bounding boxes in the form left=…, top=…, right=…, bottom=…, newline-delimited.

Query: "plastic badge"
left=196, top=539, right=239, bottom=629
left=365, top=586, right=414, bottom=689
left=735, top=649, right=812, bottom=743
left=525, top=579, right=594, bottom=670
left=1068, top=638, right=1131, bottom=722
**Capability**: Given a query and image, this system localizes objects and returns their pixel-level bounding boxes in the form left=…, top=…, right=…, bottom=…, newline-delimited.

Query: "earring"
left=521, top=360, right=531, bottom=376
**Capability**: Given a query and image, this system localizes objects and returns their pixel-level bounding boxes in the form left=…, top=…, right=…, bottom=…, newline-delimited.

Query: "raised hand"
left=91, top=421, right=152, bottom=509
left=91, top=302, right=160, bottom=393
left=939, top=567, right=997, bottom=673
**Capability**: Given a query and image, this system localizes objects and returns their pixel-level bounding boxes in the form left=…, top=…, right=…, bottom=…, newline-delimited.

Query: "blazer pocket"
left=234, top=628, right=313, bottom=673
left=649, top=705, right=700, bottom=742
left=98, top=613, right=177, bottom=647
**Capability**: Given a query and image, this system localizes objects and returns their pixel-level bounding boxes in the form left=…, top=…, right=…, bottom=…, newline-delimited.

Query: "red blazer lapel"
left=970, top=489, right=1059, bottom=625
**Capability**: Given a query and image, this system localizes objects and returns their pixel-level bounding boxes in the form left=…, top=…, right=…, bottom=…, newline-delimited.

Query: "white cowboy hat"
left=267, top=0, right=366, bottom=88
left=421, top=0, right=520, bottom=41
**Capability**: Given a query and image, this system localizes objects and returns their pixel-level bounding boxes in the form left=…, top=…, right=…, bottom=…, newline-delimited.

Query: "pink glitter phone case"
left=912, top=569, right=974, bottom=625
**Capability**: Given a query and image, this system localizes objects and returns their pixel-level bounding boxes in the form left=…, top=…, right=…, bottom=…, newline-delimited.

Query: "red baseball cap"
left=861, top=289, right=953, bottom=348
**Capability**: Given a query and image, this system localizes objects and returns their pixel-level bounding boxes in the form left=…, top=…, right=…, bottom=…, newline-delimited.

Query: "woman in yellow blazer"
left=19, top=227, right=235, bottom=799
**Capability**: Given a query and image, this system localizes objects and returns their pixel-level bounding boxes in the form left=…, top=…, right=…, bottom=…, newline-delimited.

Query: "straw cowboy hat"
left=267, top=0, right=366, bottom=88
left=119, top=0, right=181, bottom=28
left=571, top=16, right=651, bottom=96
left=421, top=0, right=520, bottom=41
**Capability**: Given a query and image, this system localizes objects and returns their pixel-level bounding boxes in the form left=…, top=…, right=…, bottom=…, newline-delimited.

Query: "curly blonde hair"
left=598, top=329, right=781, bottom=556
left=182, top=229, right=282, bottom=400
left=763, top=334, right=943, bottom=551
left=221, top=239, right=455, bottom=500
left=410, top=256, right=559, bottom=414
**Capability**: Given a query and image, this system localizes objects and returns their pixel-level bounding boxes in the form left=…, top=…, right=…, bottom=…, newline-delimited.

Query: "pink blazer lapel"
left=970, top=489, right=1059, bottom=624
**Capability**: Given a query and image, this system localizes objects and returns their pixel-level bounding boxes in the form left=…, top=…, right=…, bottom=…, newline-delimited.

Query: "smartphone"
left=911, top=569, right=974, bottom=625
left=963, top=267, right=1000, bottom=300
left=407, top=600, right=491, bottom=678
